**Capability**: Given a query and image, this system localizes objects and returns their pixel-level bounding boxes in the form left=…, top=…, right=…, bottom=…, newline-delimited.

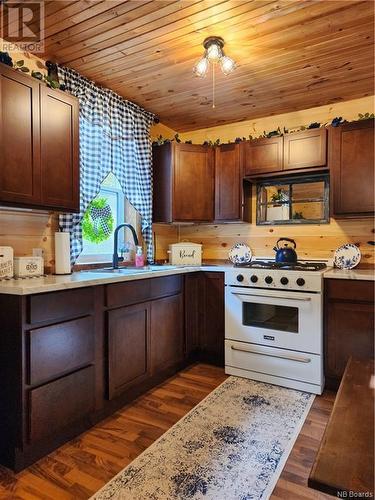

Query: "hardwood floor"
left=0, top=364, right=334, bottom=500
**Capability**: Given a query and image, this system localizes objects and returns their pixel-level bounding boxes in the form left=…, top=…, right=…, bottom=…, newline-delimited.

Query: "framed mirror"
left=257, top=174, right=329, bottom=225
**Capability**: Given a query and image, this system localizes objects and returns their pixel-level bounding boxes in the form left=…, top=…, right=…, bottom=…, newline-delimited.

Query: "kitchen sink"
left=81, top=265, right=183, bottom=274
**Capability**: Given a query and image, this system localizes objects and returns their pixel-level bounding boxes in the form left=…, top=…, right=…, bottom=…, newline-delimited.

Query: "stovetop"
left=235, top=260, right=327, bottom=272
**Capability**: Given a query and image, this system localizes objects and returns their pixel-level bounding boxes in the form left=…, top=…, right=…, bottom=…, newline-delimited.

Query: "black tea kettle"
left=273, top=238, right=298, bottom=263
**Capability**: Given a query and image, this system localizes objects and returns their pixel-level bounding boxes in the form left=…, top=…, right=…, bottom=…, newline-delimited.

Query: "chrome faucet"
left=113, top=223, right=139, bottom=269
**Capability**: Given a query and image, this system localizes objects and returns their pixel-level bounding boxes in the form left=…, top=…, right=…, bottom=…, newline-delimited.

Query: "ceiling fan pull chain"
left=212, top=63, right=216, bottom=109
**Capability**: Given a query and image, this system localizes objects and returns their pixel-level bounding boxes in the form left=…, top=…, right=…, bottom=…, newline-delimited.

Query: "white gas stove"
left=225, top=259, right=330, bottom=394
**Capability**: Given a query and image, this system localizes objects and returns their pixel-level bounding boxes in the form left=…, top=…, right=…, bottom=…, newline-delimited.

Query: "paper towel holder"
left=54, top=230, right=72, bottom=275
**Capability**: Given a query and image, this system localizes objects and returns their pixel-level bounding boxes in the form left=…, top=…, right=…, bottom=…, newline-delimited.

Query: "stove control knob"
left=265, top=276, right=273, bottom=284
left=296, top=278, right=305, bottom=287
left=280, top=277, right=289, bottom=285
left=236, top=274, right=244, bottom=283
left=250, top=275, right=258, bottom=283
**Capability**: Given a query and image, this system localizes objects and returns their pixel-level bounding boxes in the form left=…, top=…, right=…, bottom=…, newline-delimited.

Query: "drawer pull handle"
left=231, top=291, right=311, bottom=302
left=230, top=345, right=311, bottom=363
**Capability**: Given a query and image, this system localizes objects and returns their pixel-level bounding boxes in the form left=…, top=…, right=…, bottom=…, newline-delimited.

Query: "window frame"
left=77, top=184, right=125, bottom=264
left=256, top=173, right=330, bottom=226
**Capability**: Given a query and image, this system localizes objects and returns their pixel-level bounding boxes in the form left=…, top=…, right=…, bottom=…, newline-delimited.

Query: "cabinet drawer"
left=28, top=288, right=94, bottom=324
left=29, top=366, right=94, bottom=443
left=28, top=316, right=94, bottom=385
left=150, top=275, right=182, bottom=299
left=106, top=276, right=183, bottom=309
left=326, top=279, right=374, bottom=302
left=106, top=279, right=151, bottom=308
left=225, top=340, right=322, bottom=385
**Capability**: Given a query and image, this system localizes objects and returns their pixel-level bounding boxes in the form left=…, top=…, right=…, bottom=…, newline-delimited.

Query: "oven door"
left=225, top=285, right=322, bottom=354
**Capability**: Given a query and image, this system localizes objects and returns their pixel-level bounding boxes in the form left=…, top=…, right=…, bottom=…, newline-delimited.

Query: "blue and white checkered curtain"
left=57, top=66, right=155, bottom=264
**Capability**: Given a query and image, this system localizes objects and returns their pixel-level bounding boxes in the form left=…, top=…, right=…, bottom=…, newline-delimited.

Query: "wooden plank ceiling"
left=27, top=0, right=375, bottom=131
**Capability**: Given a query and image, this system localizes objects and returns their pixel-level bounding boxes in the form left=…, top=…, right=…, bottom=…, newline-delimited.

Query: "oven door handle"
left=230, top=291, right=311, bottom=302
left=230, top=345, right=311, bottom=363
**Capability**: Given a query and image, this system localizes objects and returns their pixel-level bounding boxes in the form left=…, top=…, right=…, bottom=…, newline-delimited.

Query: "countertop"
left=0, top=264, right=232, bottom=295
left=1, top=262, right=373, bottom=295
left=323, top=267, right=375, bottom=281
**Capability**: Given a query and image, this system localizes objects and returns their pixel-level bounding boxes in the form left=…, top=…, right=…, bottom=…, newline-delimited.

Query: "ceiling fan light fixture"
left=206, top=41, right=223, bottom=61
left=193, top=56, right=209, bottom=77
left=220, top=55, right=236, bottom=75
left=193, top=36, right=236, bottom=107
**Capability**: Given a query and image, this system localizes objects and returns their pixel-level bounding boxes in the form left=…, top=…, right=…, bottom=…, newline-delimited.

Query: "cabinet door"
left=107, top=303, right=151, bottom=400
left=242, top=136, right=283, bottom=176
left=215, top=143, right=241, bottom=221
left=325, top=279, right=374, bottom=388
left=325, top=302, right=374, bottom=384
left=184, top=273, right=203, bottom=358
left=200, top=272, right=225, bottom=366
left=0, top=64, right=41, bottom=206
left=40, top=86, right=79, bottom=211
left=152, top=142, right=173, bottom=223
left=173, top=144, right=214, bottom=221
left=150, top=293, right=183, bottom=373
left=283, top=128, right=327, bottom=170
left=330, top=119, right=374, bottom=216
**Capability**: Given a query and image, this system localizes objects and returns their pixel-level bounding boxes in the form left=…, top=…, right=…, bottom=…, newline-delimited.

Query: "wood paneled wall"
left=179, top=189, right=375, bottom=264
left=0, top=210, right=58, bottom=272
left=175, top=181, right=375, bottom=265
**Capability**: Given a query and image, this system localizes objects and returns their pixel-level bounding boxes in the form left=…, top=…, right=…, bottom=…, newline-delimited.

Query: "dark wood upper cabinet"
left=0, top=65, right=41, bottom=206
left=215, top=143, right=241, bottom=221
left=153, top=142, right=214, bottom=222
left=40, top=86, right=79, bottom=211
left=283, top=128, right=327, bottom=170
left=330, top=119, right=374, bottom=217
left=0, top=63, right=79, bottom=212
left=242, top=136, right=283, bottom=176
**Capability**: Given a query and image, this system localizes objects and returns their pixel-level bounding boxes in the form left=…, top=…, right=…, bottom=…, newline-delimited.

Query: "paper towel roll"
left=55, top=232, right=71, bottom=275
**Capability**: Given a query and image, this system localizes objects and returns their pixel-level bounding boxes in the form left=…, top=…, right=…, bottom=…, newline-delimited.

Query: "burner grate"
left=235, top=261, right=327, bottom=271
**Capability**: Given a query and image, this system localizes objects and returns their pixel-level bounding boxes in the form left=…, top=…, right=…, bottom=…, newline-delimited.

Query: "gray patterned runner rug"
left=92, top=376, right=314, bottom=500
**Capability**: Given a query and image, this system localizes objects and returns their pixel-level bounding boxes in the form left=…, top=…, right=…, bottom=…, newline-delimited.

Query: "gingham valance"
left=57, top=66, right=155, bottom=264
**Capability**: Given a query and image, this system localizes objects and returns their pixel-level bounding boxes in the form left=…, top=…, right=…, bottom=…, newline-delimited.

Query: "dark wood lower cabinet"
left=150, top=293, right=184, bottom=373
left=29, top=366, right=95, bottom=443
left=324, top=279, right=374, bottom=389
left=0, top=272, right=225, bottom=471
left=107, top=303, right=151, bottom=400
left=184, top=272, right=225, bottom=366
left=184, top=272, right=203, bottom=359
left=200, top=272, right=225, bottom=366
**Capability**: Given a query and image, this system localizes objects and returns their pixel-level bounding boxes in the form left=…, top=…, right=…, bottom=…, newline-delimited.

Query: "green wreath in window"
left=82, top=197, right=114, bottom=244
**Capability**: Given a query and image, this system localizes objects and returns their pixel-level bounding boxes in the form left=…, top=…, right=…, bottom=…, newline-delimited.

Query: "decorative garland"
left=152, top=114, right=374, bottom=147
left=0, top=52, right=62, bottom=89
left=82, top=197, right=114, bottom=244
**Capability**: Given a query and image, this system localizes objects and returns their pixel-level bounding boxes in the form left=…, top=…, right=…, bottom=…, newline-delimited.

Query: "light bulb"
left=206, top=42, right=222, bottom=61
left=193, top=56, right=209, bottom=77
left=220, top=55, right=236, bottom=75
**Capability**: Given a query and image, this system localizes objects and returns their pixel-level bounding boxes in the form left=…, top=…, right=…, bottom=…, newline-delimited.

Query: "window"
left=77, top=173, right=141, bottom=264
left=256, top=174, right=329, bottom=225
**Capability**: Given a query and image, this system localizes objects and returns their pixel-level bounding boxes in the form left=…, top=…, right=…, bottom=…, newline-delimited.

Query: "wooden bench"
left=309, top=358, right=374, bottom=497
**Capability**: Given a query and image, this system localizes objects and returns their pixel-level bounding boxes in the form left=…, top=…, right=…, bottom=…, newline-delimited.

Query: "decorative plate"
left=228, top=243, right=252, bottom=265
left=334, top=243, right=361, bottom=270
